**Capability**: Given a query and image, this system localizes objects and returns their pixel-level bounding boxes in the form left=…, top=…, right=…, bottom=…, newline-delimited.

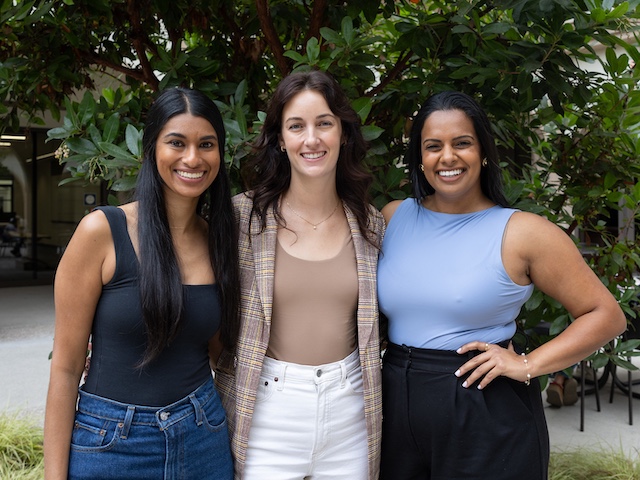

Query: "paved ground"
left=0, top=285, right=54, bottom=423
left=0, top=285, right=638, bottom=458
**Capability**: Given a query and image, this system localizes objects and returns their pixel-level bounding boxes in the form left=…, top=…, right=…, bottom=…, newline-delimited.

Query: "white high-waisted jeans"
left=243, top=349, right=368, bottom=480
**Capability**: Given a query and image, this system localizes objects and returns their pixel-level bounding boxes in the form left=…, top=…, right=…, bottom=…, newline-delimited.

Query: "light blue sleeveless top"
left=377, top=199, right=534, bottom=350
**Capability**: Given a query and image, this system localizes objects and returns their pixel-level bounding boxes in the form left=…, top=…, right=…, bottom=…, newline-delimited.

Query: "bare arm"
left=380, top=200, right=403, bottom=226
left=457, top=212, right=626, bottom=389
left=44, top=210, right=113, bottom=479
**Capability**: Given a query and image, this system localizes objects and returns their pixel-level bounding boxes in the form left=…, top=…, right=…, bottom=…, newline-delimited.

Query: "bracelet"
left=521, top=353, right=531, bottom=386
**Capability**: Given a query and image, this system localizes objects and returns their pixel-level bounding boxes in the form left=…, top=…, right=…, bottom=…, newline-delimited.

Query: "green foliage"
left=2, top=0, right=640, bottom=361
left=3, top=406, right=640, bottom=480
left=2, top=406, right=640, bottom=480
left=549, top=447, right=640, bottom=479
left=47, top=88, right=145, bottom=194
left=0, top=413, right=44, bottom=479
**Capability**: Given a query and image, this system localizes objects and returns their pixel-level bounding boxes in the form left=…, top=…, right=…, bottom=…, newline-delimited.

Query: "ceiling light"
left=0, top=135, right=26, bottom=141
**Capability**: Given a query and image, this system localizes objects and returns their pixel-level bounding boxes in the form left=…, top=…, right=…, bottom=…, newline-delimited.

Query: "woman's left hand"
left=455, top=341, right=528, bottom=389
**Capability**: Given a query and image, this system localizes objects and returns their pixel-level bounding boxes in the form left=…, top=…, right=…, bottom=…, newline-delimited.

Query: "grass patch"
left=0, top=410, right=639, bottom=479
left=550, top=448, right=640, bottom=480
left=0, top=412, right=43, bottom=480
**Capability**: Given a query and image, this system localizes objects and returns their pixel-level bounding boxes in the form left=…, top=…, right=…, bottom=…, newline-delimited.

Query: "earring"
left=281, top=146, right=286, bottom=152
left=482, top=157, right=488, bottom=167
left=419, top=164, right=424, bottom=172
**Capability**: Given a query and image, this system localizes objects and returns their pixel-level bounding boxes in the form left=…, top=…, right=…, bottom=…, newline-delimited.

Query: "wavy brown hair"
left=242, top=70, right=377, bottom=245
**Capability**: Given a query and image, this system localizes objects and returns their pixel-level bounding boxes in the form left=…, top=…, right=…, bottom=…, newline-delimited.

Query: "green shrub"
left=0, top=413, right=44, bottom=480
left=550, top=448, right=640, bottom=480
left=1, top=410, right=639, bottom=479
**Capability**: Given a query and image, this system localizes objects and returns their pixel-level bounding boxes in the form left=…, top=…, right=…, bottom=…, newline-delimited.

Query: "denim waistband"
left=76, top=376, right=216, bottom=432
left=384, top=341, right=510, bottom=372
left=261, top=349, right=360, bottom=386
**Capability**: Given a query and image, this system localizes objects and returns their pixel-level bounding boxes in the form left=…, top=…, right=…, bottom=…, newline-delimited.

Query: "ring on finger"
left=484, top=343, right=490, bottom=351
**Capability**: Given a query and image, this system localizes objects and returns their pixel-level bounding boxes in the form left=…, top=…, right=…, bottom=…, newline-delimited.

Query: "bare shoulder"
left=504, top=210, right=587, bottom=287
left=506, top=211, right=577, bottom=253
left=62, top=208, right=114, bottom=266
left=381, top=200, right=403, bottom=225
left=74, top=208, right=112, bottom=239
left=56, top=209, right=115, bottom=294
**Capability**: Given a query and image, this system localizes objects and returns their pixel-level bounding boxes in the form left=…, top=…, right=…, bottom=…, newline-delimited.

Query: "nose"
left=440, top=144, right=456, bottom=163
left=304, top=127, right=320, bottom=146
left=182, top=145, right=201, bottom=167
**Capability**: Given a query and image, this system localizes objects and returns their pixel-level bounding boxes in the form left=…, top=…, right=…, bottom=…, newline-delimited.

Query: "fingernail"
left=462, top=381, right=468, bottom=388
left=454, top=369, right=461, bottom=377
left=477, top=384, right=483, bottom=390
left=456, top=348, right=462, bottom=353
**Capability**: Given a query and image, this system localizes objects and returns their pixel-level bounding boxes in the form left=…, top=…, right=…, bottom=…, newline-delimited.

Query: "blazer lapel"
left=345, top=204, right=376, bottom=352
left=252, top=204, right=278, bottom=326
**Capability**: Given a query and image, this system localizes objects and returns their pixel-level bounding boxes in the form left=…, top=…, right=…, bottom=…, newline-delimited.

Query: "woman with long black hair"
left=44, top=87, right=239, bottom=480
left=377, top=90, right=626, bottom=479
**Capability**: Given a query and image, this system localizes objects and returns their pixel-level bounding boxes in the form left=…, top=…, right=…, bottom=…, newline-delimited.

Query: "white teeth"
left=438, top=169, right=463, bottom=177
left=177, top=170, right=204, bottom=179
left=302, top=152, right=325, bottom=159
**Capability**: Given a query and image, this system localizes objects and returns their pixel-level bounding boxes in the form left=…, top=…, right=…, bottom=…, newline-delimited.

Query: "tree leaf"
left=125, top=124, right=141, bottom=157
left=102, top=113, right=120, bottom=144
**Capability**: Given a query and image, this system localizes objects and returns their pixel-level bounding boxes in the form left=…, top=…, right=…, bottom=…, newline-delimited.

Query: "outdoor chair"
left=607, top=312, right=640, bottom=426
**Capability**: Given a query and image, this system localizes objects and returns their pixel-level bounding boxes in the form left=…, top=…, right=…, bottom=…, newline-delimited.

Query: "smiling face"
left=279, top=89, right=343, bottom=184
left=420, top=108, right=486, bottom=210
left=155, top=113, right=221, bottom=202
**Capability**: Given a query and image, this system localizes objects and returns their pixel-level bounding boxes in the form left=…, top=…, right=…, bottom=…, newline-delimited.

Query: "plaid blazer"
left=215, top=192, right=385, bottom=479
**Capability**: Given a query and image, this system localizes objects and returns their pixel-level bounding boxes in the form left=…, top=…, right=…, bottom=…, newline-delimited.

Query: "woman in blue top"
left=377, top=91, right=626, bottom=479
left=44, top=88, right=239, bottom=480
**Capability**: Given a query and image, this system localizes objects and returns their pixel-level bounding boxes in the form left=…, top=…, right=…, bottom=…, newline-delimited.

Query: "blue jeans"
left=68, top=376, right=233, bottom=480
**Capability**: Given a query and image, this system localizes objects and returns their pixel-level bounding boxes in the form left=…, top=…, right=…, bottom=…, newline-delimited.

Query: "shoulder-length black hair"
left=135, top=87, right=239, bottom=366
left=243, top=70, right=377, bottom=244
left=407, top=90, right=509, bottom=207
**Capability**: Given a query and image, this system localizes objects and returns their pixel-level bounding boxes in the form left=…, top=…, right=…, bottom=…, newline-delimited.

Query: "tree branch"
left=73, top=50, right=149, bottom=84
left=306, top=0, right=327, bottom=44
left=368, top=50, right=413, bottom=97
left=255, top=0, right=290, bottom=76
left=126, top=0, right=159, bottom=90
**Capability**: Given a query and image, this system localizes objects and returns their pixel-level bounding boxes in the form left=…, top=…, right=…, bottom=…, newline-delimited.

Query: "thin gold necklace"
left=285, top=200, right=340, bottom=230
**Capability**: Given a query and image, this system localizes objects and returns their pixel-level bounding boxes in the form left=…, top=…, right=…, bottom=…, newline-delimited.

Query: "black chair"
left=608, top=311, right=640, bottom=426
left=579, top=359, right=605, bottom=432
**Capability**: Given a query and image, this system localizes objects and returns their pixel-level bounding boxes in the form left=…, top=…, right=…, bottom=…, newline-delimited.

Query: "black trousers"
left=380, top=343, right=549, bottom=480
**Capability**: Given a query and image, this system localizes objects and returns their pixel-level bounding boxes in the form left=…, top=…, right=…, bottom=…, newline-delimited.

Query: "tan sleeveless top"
left=267, top=235, right=358, bottom=365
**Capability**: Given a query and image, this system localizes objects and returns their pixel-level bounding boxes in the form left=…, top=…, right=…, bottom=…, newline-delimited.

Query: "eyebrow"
left=284, top=113, right=336, bottom=123
left=422, top=134, right=475, bottom=144
left=162, top=132, right=218, bottom=141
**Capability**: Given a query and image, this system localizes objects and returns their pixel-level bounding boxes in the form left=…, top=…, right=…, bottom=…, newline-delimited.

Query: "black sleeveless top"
left=82, top=206, right=221, bottom=406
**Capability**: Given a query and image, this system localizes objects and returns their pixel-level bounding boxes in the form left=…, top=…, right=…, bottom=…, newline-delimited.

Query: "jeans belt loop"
left=340, top=361, right=347, bottom=388
left=189, top=393, right=203, bottom=426
left=121, top=406, right=135, bottom=439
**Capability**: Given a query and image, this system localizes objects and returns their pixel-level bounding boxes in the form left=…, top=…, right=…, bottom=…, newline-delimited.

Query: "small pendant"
left=313, top=225, right=317, bottom=230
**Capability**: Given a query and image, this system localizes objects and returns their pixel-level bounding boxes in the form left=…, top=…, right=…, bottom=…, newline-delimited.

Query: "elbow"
left=613, top=305, right=629, bottom=337
left=617, top=314, right=629, bottom=337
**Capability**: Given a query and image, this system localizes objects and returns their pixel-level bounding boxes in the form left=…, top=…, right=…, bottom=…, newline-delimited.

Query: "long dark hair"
left=243, top=70, right=376, bottom=243
left=135, top=87, right=239, bottom=366
left=407, top=90, right=509, bottom=207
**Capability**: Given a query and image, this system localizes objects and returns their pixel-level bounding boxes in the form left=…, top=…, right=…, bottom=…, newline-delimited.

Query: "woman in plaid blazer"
left=215, top=70, right=385, bottom=479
